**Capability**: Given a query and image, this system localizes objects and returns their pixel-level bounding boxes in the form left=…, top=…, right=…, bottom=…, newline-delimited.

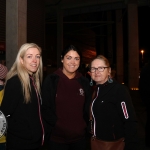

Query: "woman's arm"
left=116, top=85, right=139, bottom=150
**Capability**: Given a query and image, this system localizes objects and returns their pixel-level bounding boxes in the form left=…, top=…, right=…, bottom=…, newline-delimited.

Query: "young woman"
left=89, top=55, right=139, bottom=150
left=42, top=45, right=92, bottom=150
left=0, top=43, right=44, bottom=150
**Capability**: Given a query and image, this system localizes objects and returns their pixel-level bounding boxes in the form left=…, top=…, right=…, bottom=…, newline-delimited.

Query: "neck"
left=96, top=79, right=108, bottom=85
left=62, top=70, right=76, bottom=79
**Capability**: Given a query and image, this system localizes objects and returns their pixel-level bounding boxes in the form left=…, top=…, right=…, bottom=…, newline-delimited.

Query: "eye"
left=75, top=57, right=80, bottom=60
left=27, top=55, right=32, bottom=58
left=91, top=67, right=95, bottom=70
left=66, top=56, right=72, bottom=60
left=36, top=55, right=40, bottom=59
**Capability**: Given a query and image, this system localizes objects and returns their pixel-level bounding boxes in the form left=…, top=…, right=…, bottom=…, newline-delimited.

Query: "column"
left=116, top=9, right=124, bottom=83
left=107, top=11, right=113, bottom=65
left=6, top=0, right=27, bottom=69
left=127, top=0, right=139, bottom=89
left=57, top=6, right=63, bottom=67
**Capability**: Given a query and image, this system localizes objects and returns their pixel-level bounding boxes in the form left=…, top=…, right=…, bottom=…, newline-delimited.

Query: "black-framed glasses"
left=90, top=66, right=109, bottom=73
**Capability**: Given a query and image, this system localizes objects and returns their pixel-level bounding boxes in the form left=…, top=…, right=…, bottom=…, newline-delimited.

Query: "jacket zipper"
left=91, top=87, right=99, bottom=137
left=30, top=77, right=45, bottom=145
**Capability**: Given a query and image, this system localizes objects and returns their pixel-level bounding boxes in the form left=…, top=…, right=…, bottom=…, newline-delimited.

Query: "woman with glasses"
left=89, top=55, right=139, bottom=150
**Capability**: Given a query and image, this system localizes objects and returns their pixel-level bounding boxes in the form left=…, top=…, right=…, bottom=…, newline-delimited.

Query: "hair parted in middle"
left=61, top=44, right=82, bottom=61
left=5, top=43, right=43, bottom=103
left=89, top=55, right=110, bottom=69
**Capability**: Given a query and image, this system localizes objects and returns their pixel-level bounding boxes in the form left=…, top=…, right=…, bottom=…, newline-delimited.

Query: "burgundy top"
left=50, top=68, right=86, bottom=143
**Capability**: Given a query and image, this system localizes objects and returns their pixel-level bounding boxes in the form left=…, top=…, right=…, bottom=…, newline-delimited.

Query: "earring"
left=90, top=78, right=93, bottom=86
left=108, top=76, right=113, bottom=83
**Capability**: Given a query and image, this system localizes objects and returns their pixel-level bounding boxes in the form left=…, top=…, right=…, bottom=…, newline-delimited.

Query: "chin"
left=68, top=69, right=76, bottom=73
left=30, top=70, right=37, bottom=73
left=96, top=80, right=102, bottom=84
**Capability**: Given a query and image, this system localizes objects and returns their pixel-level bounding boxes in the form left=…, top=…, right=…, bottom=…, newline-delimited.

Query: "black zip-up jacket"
left=91, top=80, right=139, bottom=150
left=42, top=72, right=92, bottom=143
left=0, top=75, right=44, bottom=149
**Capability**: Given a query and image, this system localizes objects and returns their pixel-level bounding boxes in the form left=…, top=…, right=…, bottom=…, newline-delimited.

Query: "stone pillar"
left=116, top=9, right=124, bottom=83
left=127, top=1, right=139, bottom=89
left=6, top=0, right=27, bottom=69
left=107, top=11, right=113, bottom=65
left=27, top=0, right=45, bottom=52
left=57, top=7, right=63, bottom=67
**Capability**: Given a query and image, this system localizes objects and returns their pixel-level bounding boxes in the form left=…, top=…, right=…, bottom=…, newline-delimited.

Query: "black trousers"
left=48, top=138, right=86, bottom=150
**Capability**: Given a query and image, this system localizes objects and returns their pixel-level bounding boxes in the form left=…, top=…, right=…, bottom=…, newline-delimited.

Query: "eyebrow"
left=66, top=55, right=80, bottom=58
left=93, top=66, right=107, bottom=67
left=26, top=54, right=40, bottom=55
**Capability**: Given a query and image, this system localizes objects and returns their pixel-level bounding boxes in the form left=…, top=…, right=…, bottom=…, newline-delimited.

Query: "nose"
left=95, top=69, right=100, bottom=74
left=32, top=57, right=37, bottom=62
left=70, top=59, right=75, bottom=63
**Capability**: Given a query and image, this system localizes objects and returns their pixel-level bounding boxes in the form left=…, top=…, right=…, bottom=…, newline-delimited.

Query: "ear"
left=20, top=57, right=24, bottom=65
left=109, top=68, right=111, bottom=75
left=61, top=60, right=63, bottom=63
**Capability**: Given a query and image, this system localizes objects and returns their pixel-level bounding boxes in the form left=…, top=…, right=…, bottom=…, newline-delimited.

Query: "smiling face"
left=20, top=47, right=41, bottom=75
left=90, top=59, right=111, bottom=84
left=62, top=50, right=80, bottom=78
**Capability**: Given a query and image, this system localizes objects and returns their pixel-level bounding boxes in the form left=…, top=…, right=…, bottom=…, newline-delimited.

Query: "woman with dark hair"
left=42, top=45, right=92, bottom=150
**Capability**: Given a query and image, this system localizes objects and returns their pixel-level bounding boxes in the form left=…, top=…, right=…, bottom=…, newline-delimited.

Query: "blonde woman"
left=0, top=43, right=44, bottom=150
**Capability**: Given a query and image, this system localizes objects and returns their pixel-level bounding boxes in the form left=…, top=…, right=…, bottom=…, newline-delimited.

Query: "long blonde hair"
left=5, top=43, right=43, bottom=103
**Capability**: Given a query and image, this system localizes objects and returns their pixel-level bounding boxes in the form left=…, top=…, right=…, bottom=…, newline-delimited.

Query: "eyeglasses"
left=90, top=66, right=109, bottom=73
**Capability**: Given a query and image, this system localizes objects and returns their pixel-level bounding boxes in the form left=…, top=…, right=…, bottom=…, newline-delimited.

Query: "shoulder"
left=3, top=76, right=23, bottom=99
left=44, top=73, right=59, bottom=81
left=5, top=75, right=22, bottom=89
left=78, top=76, right=89, bottom=83
left=112, top=82, right=131, bottom=99
left=110, top=80, right=129, bottom=92
left=42, top=73, right=59, bottom=88
left=77, top=76, right=91, bottom=92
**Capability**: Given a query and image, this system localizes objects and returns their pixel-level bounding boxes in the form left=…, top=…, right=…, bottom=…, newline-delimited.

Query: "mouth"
left=31, top=64, right=37, bottom=68
left=31, top=64, right=37, bottom=66
left=69, top=65, right=75, bottom=68
left=95, top=75, right=101, bottom=77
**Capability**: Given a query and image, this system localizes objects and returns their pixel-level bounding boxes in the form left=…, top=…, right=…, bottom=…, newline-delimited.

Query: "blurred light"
left=141, top=50, right=144, bottom=54
left=140, top=50, right=144, bottom=59
left=131, top=88, right=139, bottom=90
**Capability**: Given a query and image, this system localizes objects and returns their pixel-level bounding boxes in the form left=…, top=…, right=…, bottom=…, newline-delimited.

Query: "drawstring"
left=30, top=76, right=45, bottom=145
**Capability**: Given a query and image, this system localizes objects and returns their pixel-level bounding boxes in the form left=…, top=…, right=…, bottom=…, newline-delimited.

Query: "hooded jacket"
left=42, top=68, right=92, bottom=143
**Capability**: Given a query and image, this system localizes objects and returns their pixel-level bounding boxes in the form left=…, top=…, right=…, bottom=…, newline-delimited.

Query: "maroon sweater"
left=50, top=69, right=86, bottom=143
